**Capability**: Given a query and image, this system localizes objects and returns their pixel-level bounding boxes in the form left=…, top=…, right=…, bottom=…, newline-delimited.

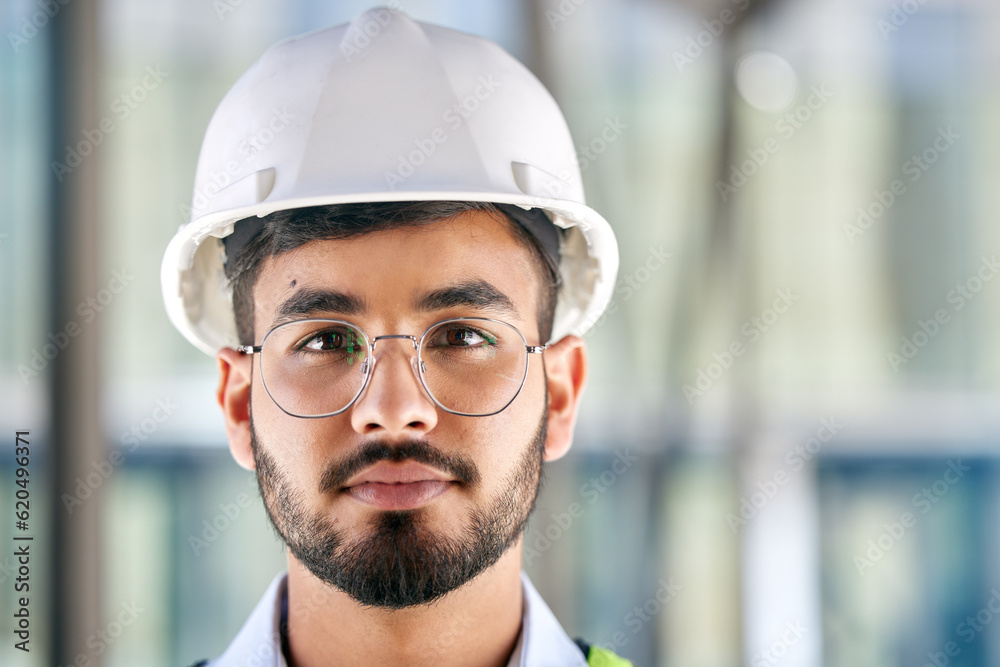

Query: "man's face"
left=246, top=210, right=551, bottom=609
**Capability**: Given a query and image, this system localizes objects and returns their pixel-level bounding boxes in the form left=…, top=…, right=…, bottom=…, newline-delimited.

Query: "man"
left=162, top=8, right=625, bottom=666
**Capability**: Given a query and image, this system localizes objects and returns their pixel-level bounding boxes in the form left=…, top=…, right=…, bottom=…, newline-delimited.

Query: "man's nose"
left=350, top=339, right=438, bottom=438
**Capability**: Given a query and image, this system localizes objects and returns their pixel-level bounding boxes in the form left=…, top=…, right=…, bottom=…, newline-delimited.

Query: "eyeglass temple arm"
left=527, top=346, right=546, bottom=354
left=237, top=345, right=262, bottom=355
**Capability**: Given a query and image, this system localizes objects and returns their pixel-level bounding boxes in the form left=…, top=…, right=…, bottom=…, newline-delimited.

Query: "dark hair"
left=223, top=201, right=561, bottom=345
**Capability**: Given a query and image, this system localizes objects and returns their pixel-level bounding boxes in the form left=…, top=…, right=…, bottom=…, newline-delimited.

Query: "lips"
left=346, top=480, right=453, bottom=510
left=342, top=462, right=455, bottom=510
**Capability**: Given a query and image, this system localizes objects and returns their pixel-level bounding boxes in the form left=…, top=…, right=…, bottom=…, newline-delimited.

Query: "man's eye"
left=446, top=328, right=482, bottom=346
left=438, top=327, right=497, bottom=347
left=302, top=330, right=356, bottom=351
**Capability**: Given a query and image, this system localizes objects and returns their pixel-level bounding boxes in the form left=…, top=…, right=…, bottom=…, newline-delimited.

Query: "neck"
left=284, top=544, right=524, bottom=667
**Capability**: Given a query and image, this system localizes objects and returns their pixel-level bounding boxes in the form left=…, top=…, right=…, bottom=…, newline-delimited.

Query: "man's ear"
left=217, top=347, right=255, bottom=471
left=542, top=334, right=587, bottom=462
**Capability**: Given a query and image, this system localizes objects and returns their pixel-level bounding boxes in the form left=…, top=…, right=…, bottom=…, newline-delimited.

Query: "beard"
left=250, top=413, right=547, bottom=610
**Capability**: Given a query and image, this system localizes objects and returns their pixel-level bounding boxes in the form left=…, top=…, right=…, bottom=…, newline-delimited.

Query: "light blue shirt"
left=204, top=570, right=588, bottom=666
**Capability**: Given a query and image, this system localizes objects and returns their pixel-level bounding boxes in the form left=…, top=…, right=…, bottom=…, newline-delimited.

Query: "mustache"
left=318, top=439, right=481, bottom=493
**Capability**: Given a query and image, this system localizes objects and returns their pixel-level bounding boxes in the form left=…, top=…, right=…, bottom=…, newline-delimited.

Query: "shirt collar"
left=209, top=570, right=587, bottom=667
left=512, top=570, right=589, bottom=666
left=212, top=572, right=287, bottom=667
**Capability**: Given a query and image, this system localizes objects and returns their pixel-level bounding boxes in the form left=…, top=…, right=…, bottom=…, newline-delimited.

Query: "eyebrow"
left=268, top=279, right=519, bottom=330
left=270, top=288, right=367, bottom=329
left=418, top=280, right=520, bottom=319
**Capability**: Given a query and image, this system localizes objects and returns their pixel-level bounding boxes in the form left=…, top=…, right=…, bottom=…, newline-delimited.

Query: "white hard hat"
left=161, top=8, right=619, bottom=355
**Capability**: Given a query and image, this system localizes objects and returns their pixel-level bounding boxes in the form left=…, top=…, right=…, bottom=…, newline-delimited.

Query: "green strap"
left=586, top=645, right=633, bottom=667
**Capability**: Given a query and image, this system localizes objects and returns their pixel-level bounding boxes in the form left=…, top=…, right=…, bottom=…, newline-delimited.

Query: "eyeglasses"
left=239, top=317, right=546, bottom=418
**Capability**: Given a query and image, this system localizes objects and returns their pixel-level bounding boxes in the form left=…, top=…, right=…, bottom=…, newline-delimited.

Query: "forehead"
left=251, top=210, right=541, bottom=334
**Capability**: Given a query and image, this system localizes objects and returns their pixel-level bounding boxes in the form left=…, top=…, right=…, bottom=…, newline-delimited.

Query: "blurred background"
left=2, top=0, right=1000, bottom=664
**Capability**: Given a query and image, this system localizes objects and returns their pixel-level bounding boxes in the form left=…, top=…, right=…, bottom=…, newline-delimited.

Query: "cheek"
left=461, top=369, right=546, bottom=481
left=250, top=374, right=348, bottom=482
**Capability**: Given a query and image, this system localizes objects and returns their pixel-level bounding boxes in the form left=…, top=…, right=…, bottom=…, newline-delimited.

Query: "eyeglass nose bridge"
left=370, top=334, right=419, bottom=349
left=359, top=333, right=427, bottom=386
